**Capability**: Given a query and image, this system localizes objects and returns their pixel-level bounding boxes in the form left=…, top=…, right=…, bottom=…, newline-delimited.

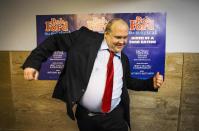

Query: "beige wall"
left=0, top=0, right=199, bottom=52
left=0, top=52, right=199, bottom=131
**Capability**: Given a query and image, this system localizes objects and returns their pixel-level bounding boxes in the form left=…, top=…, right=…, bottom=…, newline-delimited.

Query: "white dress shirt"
left=80, top=40, right=123, bottom=112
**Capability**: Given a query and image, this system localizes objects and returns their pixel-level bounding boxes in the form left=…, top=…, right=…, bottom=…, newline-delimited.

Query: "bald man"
left=22, top=18, right=163, bottom=131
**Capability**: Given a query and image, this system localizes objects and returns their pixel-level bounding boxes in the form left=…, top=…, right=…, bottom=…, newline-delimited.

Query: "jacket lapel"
left=121, top=52, right=127, bottom=76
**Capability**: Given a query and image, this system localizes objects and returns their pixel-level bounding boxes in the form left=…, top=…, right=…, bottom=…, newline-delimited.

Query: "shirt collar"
left=100, top=40, right=121, bottom=59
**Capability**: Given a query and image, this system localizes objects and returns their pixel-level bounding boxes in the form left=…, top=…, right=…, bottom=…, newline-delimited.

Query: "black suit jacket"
left=22, top=26, right=157, bottom=128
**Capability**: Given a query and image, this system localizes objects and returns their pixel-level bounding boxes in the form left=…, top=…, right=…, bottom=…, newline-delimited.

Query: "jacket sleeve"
left=124, top=54, right=158, bottom=92
left=21, top=28, right=81, bottom=71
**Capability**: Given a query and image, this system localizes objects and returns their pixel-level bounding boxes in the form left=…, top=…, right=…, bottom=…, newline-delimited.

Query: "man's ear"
left=104, top=31, right=110, bottom=38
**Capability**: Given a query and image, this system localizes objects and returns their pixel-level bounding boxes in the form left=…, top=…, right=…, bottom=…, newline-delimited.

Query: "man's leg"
left=98, top=104, right=128, bottom=131
left=75, top=105, right=100, bottom=131
left=75, top=104, right=128, bottom=131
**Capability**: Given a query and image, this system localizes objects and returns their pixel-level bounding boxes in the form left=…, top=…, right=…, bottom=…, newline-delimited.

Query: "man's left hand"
left=153, top=72, right=164, bottom=89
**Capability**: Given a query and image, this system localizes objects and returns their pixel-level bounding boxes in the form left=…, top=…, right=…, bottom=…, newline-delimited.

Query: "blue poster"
left=36, top=13, right=166, bottom=80
left=36, top=15, right=76, bottom=80
left=115, top=13, right=166, bottom=79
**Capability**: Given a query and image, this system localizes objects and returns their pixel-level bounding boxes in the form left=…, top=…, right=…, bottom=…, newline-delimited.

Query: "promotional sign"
left=36, top=15, right=76, bottom=80
left=117, top=13, right=166, bottom=79
left=36, top=13, right=166, bottom=80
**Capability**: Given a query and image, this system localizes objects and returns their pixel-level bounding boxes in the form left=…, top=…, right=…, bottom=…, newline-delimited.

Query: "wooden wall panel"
left=0, top=51, right=199, bottom=131
left=0, top=52, right=15, bottom=130
left=10, top=51, right=78, bottom=131
left=179, top=53, right=199, bottom=131
left=130, top=53, right=183, bottom=131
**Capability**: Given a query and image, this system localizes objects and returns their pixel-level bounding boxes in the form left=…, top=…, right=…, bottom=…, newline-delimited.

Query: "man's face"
left=105, top=23, right=129, bottom=53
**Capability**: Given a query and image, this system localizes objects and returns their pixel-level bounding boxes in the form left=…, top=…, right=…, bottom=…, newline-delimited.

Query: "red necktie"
left=101, top=51, right=114, bottom=113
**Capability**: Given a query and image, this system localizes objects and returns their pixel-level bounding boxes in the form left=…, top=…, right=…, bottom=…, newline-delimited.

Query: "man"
left=22, top=18, right=163, bottom=131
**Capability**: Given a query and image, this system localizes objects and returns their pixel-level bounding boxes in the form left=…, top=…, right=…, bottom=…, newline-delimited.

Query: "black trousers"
left=75, top=104, right=128, bottom=131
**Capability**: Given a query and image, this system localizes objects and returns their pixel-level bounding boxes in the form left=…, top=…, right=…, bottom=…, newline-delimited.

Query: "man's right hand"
left=24, top=67, right=39, bottom=80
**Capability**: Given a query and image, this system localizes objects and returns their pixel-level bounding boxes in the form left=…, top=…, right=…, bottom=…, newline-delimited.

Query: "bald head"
left=105, top=18, right=129, bottom=33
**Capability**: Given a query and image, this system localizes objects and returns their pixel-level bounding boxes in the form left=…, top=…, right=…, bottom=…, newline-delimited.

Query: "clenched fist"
left=24, top=67, right=39, bottom=80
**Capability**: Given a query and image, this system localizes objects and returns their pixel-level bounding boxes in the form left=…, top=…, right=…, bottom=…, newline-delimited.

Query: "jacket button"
left=82, top=89, right=85, bottom=92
